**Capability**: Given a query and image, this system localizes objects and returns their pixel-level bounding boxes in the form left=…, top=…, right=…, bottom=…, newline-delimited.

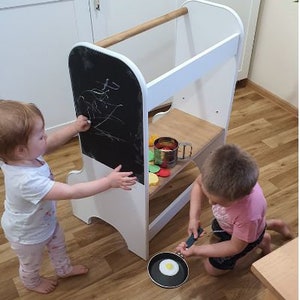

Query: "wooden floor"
left=0, top=84, right=298, bottom=299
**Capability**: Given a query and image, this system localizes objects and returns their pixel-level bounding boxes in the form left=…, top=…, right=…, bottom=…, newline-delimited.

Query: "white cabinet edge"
left=0, top=0, right=65, bottom=10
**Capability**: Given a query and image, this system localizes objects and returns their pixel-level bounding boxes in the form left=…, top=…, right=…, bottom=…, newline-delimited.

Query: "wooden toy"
left=68, top=0, right=243, bottom=259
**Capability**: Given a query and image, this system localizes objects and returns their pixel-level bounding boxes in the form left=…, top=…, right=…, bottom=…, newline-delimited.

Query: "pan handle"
left=185, top=227, right=204, bottom=248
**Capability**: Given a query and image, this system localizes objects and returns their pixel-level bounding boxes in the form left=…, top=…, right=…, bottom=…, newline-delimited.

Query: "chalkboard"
left=69, top=44, right=144, bottom=184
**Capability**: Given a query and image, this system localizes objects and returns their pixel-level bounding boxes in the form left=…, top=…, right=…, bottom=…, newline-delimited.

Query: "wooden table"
left=251, top=237, right=298, bottom=300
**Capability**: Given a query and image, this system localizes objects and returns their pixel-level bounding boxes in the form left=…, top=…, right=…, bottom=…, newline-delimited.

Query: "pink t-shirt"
left=212, top=183, right=267, bottom=243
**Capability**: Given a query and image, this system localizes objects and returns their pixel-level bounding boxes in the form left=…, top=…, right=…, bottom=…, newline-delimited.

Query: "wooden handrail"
left=95, top=7, right=188, bottom=48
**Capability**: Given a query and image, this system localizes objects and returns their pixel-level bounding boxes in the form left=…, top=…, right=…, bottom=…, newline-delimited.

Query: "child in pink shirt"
left=176, top=144, right=292, bottom=276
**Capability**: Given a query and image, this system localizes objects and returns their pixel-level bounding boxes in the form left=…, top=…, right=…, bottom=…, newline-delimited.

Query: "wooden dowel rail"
left=95, top=7, right=188, bottom=48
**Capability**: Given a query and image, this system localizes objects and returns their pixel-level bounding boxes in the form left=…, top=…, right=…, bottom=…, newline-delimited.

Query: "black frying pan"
left=147, top=227, right=204, bottom=288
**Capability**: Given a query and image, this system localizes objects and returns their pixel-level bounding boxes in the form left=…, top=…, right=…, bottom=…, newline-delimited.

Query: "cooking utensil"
left=153, top=137, right=192, bottom=168
left=147, top=227, right=203, bottom=288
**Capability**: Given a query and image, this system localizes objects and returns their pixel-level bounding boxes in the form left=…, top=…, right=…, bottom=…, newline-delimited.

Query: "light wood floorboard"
left=0, top=84, right=298, bottom=299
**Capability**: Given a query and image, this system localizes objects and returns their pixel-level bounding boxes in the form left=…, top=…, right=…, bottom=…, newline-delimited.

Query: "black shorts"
left=208, top=219, right=265, bottom=270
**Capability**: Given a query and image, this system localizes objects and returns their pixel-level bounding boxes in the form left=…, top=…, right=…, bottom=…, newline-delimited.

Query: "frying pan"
left=147, top=227, right=204, bottom=288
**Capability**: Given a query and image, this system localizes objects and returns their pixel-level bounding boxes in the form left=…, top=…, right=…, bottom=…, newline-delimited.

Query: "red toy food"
left=156, top=168, right=171, bottom=177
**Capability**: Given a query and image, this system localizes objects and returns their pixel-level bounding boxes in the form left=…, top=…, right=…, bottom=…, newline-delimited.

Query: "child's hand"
left=106, top=165, right=137, bottom=190
left=74, top=115, right=91, bottom=133
left=175, top=242, right=195, bottom=258
left=188, top=219, right=201, bottom=239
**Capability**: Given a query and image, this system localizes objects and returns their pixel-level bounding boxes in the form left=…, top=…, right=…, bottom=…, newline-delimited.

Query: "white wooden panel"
left=147, top=34, right=240, bottom=112
left=176, top=0, right=260, bottom=80
left=69, top=154, right=149, bottom=259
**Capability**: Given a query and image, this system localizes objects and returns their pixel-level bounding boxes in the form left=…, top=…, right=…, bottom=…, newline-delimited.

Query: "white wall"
left=249, top=0, right=298, bottom=108
left=0, top=0, right=90, bottom=132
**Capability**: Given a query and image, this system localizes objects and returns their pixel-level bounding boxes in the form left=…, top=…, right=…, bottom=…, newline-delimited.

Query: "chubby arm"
left=188, top=175, right=208, bottom=238
left=45, top=115, right=90, bottom=154
left=43, top=165, right=137, bottom=201
left=176, top=235, right=248, bottom=258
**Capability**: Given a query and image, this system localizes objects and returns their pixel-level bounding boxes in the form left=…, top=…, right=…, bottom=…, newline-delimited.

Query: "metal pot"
left=153, top=137, right=192, bottom=168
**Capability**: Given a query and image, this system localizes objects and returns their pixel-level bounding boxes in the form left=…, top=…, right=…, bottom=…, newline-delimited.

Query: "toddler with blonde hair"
left=0, top=100, right=136, bottom=293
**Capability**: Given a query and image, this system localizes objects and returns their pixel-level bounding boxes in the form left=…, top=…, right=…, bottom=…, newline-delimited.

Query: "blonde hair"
left=201, top=144, right=259, bottom=201
left=0, top=100, right=44, bottom=162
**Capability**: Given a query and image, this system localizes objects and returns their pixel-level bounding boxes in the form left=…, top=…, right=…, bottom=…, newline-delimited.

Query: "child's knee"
left=203, top=258, right=229, bottom=277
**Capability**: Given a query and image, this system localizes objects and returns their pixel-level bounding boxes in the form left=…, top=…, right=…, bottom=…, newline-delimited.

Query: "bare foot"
left=59, top=265, right=89, bottom=278
left=266, top=219, right=293, bottom=239
left=258, top=232, right=271, bottom=256
left=26, top=277, right=57, bottom=294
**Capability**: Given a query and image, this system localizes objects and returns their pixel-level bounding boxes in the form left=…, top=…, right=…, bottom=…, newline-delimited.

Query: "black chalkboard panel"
left=69, top=44, right=144, bottom=184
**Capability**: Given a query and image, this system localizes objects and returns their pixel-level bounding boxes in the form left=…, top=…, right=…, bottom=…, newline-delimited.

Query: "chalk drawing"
left=75, top=78, right=125, bottom=142
left=69, top=44, right=145, bottom=182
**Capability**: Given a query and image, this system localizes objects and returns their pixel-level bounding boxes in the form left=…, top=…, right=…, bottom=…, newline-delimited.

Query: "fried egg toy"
left=159, top=259, right=179, bottom=276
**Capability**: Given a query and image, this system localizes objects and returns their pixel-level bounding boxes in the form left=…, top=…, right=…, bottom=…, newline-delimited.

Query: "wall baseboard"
left=247, top=80, right=298, bottom=118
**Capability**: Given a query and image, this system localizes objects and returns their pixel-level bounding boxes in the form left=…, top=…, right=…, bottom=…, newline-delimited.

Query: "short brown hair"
left=0, top=100, right=44, bottom=162
left=201, top=144, right=259, bottom=201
